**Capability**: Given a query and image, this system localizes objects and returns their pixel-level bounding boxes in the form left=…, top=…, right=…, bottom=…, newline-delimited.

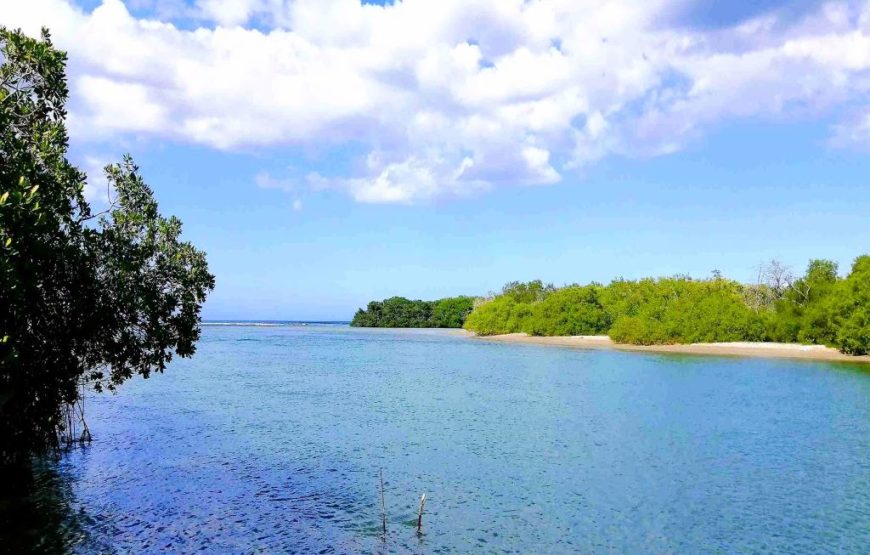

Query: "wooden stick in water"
left=379, top=468, right=387, bottom=537
left=416, top=493, right=426, bottom=533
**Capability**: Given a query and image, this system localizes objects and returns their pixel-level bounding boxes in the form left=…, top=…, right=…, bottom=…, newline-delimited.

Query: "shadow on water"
left=0, top=455, right=106, bottom=554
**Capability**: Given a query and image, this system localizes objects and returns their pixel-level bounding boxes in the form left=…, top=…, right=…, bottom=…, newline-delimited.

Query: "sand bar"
left=476, top=333, right=870, bottom=364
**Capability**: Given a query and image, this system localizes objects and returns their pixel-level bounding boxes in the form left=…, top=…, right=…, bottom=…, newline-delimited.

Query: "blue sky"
left=3, top=1, right=870, bottom=319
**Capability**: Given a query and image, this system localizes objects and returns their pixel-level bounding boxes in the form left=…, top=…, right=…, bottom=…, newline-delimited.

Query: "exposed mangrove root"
left=57, top=380, right=92, bottom=448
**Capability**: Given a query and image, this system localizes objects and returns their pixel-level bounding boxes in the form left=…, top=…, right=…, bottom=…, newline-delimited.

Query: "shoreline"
left=475, top=333, right=870, bottom=364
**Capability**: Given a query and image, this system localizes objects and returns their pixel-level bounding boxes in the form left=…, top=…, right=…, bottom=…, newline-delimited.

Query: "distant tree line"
left=463, top=256, right=870, bottom=355
left=351, top=296, right=475, bottom=328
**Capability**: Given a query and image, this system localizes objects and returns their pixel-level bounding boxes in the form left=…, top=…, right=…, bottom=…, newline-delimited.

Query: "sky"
left=1, top=0, right=869, bottom=320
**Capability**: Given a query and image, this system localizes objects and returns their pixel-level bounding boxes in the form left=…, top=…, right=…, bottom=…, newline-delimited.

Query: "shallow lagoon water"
left=9, top=325, right=870, bottom=552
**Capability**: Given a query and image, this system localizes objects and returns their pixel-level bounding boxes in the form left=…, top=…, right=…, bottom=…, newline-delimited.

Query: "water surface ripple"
left=9, top=326, right=870, bottom=553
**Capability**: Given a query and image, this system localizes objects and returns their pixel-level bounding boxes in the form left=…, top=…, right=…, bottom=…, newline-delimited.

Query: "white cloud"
left=255, top=171, right=295, bottom=191
left=76, top=76, right=168, bottom=137
left=292, top=199, right=302, bottom=212
left=2, top=0, right=869, bottom=203
left=829, top=108, right=870, bottom=149
left=195, top=0, right=264, bottom=27
left=325, top=153, right=488, bottom=204
left=521, top=146, right=560, bottom=185
left=82, top=156, right=115, bottom=205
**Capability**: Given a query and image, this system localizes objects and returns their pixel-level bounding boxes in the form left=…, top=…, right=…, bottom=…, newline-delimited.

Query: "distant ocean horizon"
left=202, top=320, right=351, bottom=327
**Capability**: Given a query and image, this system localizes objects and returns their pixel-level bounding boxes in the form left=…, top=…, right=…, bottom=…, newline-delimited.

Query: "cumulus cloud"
left=1, top=0, right=869, bottom=203
left=331, top=153, right=488, bottom=204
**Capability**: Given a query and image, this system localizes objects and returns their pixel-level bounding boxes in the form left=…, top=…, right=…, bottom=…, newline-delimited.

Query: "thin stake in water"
left=379, top=468, right=387, bottom=537
left=416, top=493, right=427, bottom=533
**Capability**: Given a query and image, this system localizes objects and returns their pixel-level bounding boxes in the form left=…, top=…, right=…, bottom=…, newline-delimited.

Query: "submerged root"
left=57, top=382, right=92, bottom=448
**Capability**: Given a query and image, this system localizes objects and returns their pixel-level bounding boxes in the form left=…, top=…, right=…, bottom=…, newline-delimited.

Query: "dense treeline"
left=463, top=256, right=870, bottom=355
left=351, top=296, right=474, bottom=328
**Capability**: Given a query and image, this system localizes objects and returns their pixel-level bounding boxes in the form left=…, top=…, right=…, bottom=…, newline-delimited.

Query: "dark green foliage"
left=431, top=296, right=475, bottom=328
left=87, top=158, right=215, bottom=386
left=351, top=297, right=431, bottom=327
left=351, top=295, right=473, bottom=328
left=0, top=28, right=214, bottom=465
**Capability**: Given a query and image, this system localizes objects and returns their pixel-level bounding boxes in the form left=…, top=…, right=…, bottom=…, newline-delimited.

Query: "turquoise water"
left=9, top=325, right=870, bottom=552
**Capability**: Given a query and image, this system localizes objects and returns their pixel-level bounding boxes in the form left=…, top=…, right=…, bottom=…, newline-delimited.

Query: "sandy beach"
left=476, top=333, right=870, bottom=364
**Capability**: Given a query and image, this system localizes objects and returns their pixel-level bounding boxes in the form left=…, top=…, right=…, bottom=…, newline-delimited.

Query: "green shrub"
left=769, top=259, right=840, bottom=345
left=526, top=286, right=610, bottom=336
left=446, top=255, right=870, bottom=355
left=499, top=280, right=555, bottom=303
left=831, top=256, right=870, bottom=355
left=463, top=296, right=534, bottom=336
left=601, top=277, right=763, bottom=344
left=608, top=316, right=666, bottom=345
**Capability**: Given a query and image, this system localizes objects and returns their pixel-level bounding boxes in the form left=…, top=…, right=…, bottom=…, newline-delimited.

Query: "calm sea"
left=5, top=324, right=870, bottom=553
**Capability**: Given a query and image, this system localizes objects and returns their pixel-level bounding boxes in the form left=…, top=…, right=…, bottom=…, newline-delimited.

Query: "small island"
left=353, top=257, right=870, bottom=360
left=351, top=296, right=474, bottom=328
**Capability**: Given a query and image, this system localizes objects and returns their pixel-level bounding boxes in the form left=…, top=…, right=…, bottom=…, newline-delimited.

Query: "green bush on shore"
left=831, top=257, right=870, bottom=355
left=462, top=296, right=532, bottom=336
left=462, top=255, right=870, bottom=355
left=526, top=286, right=611, bottom=336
